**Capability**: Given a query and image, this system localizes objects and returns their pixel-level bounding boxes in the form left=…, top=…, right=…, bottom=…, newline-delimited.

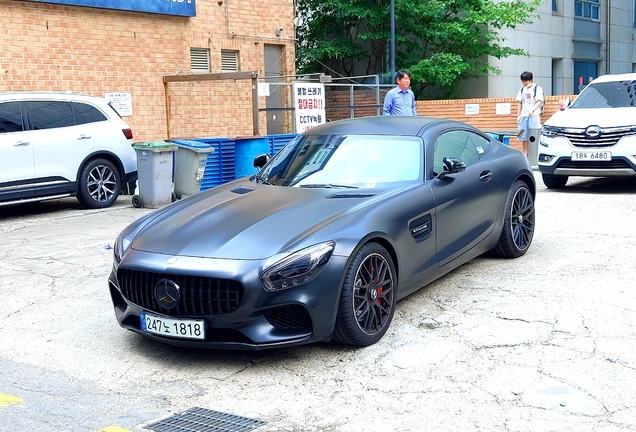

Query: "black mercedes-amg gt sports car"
left=109, top=116, right=536, bottom=349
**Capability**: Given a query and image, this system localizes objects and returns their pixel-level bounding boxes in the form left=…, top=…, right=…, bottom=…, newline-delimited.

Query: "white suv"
left=538, top=73, right=636, bottom=188
left=0, top=92, right=137, bottom=208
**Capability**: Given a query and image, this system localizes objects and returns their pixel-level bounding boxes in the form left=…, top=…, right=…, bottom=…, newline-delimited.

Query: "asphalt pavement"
left=1, top=172, right=635, bottom=432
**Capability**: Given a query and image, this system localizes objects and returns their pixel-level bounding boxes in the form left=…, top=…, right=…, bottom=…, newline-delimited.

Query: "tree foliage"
left=295, top=0, right=541, bottom=97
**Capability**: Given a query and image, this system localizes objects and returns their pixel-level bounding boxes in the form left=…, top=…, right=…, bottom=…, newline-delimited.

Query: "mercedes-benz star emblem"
left=584, top=125, right=602, bottom=139
left=155, top=278, right=180, bottom=310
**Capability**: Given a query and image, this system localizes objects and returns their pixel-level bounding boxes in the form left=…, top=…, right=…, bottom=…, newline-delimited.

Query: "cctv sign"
left=293, top=83, right=326, bottom=133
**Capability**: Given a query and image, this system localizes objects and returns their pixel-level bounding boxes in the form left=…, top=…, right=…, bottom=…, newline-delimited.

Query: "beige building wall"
left=0, top=0, right=295, bottom=141
left=462, top=0, right=636, bottom=99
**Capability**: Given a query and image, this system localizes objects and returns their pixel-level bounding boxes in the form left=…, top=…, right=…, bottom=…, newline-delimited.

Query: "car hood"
left=545, top=107, right=636, bottom=128
left=130, top=182, right=391, bottom=259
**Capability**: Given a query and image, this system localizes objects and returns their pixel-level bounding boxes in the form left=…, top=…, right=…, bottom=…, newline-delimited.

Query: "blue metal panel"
left=220, top=139, right=236, bottom=184
left=268, top=134, right=297, bottom=156
left=195, top=134, right=298, bottom=192
left=185, top=138, right=228, bottom=191
left=25, top=0, right=196, bottom=17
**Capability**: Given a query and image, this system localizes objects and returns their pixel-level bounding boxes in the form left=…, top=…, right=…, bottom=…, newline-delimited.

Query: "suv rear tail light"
left=122, top=128, right=133, bottom=140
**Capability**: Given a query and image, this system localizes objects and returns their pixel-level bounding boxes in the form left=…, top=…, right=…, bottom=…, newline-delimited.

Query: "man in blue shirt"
left=383, top=70, right=418, bottom=116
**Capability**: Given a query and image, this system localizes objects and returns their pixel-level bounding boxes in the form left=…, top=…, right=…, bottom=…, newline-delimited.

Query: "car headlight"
left=541, top=126, right=559, bottom=138
left=113, top=230, right=132, bottom=264
left=260, top=241, right=335, bottom=292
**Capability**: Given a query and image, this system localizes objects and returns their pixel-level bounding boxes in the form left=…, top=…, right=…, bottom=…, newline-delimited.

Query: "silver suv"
left=0, top=92, right=137, bottom=208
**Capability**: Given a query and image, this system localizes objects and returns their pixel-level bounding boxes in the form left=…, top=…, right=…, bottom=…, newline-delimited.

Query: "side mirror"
left=437, top=157, right=466, bottom=179
left=558, top=98, right=570, bottom=110
left=253, top=153, right=270, bottom=169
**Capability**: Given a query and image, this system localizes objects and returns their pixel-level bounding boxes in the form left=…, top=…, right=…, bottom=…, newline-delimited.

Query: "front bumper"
left=538, top=135, right=636, bottom=177
left=108, top=249, right=348, bottom=350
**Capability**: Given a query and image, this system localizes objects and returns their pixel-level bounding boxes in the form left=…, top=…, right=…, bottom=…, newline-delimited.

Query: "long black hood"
left=130, top=182, right=388, bottom=259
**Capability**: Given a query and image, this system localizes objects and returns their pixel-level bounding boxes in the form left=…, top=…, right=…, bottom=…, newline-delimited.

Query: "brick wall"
left=0, top=0, right=295, bottom=141
left=325, top=89, right=574, bottom=151
left=416, top=95, right=574, bottom=151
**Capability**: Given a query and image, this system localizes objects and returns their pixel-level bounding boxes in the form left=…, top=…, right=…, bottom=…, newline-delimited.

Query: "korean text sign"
left=293, top=83, right=326, bottom=133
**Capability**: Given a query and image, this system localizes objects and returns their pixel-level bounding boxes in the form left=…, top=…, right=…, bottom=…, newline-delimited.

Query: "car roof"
left=590, top=73, right=636, bottom=84
left=304, top=116, right=469, bottom=136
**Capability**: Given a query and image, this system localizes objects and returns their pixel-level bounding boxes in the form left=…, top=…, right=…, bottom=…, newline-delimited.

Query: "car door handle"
left=479, top=170, right=493, bottom=182
left=77, top=134, right=92, bottom=140
left=13, top=141, right=30, bottom=147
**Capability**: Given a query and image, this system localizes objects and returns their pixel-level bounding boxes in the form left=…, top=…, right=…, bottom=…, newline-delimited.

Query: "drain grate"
left=145, top=407, right=267, bottom=432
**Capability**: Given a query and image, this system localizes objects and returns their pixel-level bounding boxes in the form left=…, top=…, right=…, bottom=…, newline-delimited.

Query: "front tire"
left=491, top=180, right=535, bottom=258
left=333, top=242, right=397, bottom=346
left=77, top=158, right=121, bottom=209
left=542, top=173, right=568, bottom=189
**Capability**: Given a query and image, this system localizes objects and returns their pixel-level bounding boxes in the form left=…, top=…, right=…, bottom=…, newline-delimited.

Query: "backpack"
left=519, top=85, right=544, bottom=114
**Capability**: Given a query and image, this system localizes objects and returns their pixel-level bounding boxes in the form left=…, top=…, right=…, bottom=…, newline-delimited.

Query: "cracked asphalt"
left=1, top=172, right=635, bottom=432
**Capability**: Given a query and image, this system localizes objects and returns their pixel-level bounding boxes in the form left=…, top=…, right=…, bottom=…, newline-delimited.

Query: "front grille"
left=556, top=128, right=636, bottom=148
left=117, top=268, right=243, bottom=316
left=264, top=305, right=312, bottom=331
left=556, top=159, right=632, bottom=170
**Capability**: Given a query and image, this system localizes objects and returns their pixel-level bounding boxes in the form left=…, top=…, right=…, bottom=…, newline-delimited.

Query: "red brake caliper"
left=373, top=265, right=382, bottom=303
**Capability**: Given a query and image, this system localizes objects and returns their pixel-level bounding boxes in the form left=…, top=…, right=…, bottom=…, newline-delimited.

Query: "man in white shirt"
left=516, top=71, right=544, bottom=156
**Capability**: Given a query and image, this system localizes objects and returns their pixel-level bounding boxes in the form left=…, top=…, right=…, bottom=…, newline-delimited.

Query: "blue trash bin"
left=234, top=136, right=269, bottom=179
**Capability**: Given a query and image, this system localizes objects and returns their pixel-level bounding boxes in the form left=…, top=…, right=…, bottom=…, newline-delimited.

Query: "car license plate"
left=571, top=151, right=612, bottom=161
left=140, top=311, right=205, bottom=340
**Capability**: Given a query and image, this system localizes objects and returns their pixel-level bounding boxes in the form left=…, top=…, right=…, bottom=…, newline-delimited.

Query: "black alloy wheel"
left=491, top=180, right=535, bottom=258
left=77, top=158, right=121, bottom=209
left=333, top=242, right=397, bottom=346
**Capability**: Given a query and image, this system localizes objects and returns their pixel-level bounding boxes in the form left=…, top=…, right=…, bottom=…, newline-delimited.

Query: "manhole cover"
left=145, top=407, right=267, bottom=432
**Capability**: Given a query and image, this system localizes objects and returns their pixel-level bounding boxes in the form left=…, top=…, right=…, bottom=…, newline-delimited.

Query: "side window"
left=73, top=102, right=107, bottom=124
left=0, top=102, right=24, bottom=133
left=25, top=101, right=76, bottom=130
left=433, top=130, right=485, bottom=174
left=466, top=132, right=491, bottom=158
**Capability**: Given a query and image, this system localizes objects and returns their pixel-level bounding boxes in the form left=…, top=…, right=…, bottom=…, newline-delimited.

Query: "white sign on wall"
left=465, top=104, right=480, bottom=115
left=293, top=83, right=326, bottom=133
left=258, top=82, right=270, bottom=97
left=104, top=92, right=133, bottom=117
left=496, top=103, right=511, bottom=115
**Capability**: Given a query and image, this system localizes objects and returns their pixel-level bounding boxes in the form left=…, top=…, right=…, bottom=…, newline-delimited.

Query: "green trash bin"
left=171, top=140, right=215, bottom=199
left=131, top=141, right=177, bottom=209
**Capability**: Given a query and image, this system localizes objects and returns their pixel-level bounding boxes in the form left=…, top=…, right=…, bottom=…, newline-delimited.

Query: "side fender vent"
left=409, top=213, right=432, bottom=241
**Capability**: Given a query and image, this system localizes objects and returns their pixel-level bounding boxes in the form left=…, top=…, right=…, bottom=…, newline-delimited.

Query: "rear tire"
left=491, top=180, right=535, bottom=258
left=542, top=173, right=568, bottom=189
left=333, top=242, right=397, bottom=346
left=77, top=158, right=121, bottom=209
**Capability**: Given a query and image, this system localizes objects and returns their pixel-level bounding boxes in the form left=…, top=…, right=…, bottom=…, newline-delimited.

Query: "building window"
left=221, top=50, right=239, bottom=72
left=190, top=48, right=210, bottom=73
left=574, top=61, right=598, bottom=94
left=575, top=0, right=599, bottom=20
left=553, top=0, right=558, bottom=12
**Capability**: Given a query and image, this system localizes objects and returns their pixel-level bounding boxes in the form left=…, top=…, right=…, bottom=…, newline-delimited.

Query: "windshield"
left=571, top=80, right=636, bottom=108
left=256, top=134, right=423, bottom=188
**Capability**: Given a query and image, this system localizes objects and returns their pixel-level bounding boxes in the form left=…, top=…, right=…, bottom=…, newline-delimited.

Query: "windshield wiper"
left=298, top=183, right=358, bottom=189
left=254, top=175, right=278, bottom=186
